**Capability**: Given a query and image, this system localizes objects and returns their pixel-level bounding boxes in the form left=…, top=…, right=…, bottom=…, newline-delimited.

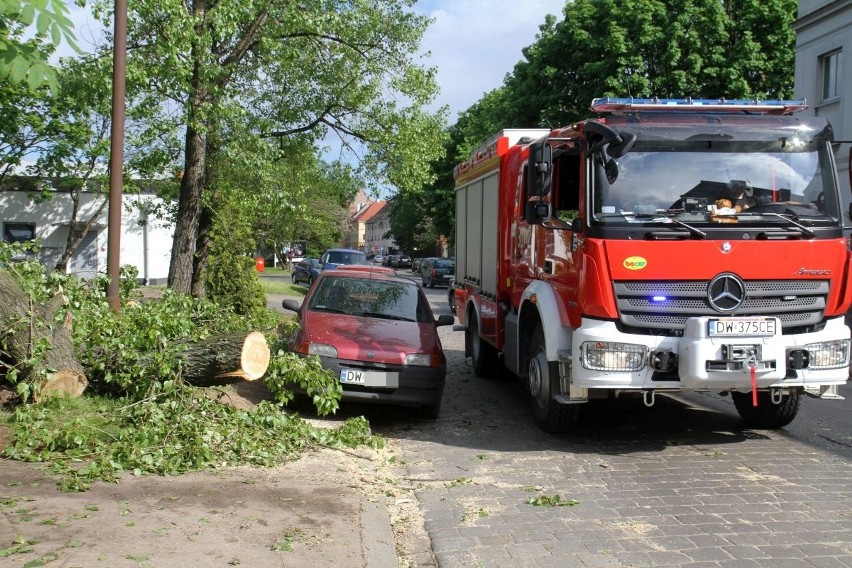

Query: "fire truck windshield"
left=592, top=139, right=840, bottom=226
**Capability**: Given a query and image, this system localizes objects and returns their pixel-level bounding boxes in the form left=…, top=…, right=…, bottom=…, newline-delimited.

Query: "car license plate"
left=339, top=368, right=365, bottom=385
left=708, top=317, right=776, bottom=337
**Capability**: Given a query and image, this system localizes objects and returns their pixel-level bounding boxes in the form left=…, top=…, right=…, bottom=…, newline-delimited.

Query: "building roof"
left=353, top=200, right=386, bottom=223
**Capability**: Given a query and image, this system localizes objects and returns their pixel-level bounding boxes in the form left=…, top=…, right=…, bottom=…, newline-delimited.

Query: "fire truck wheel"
left=528, top=327, right=577, bottom=433
left=731, top=389, right=801, bottom=429
left=467, top=313, right=498, bottom=377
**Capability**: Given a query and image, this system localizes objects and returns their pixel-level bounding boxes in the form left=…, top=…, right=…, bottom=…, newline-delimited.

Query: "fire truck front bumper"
left=569, top=316, right=850, bottom=392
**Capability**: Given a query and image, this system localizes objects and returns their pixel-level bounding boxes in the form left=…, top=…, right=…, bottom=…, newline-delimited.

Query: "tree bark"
left=168, top=120, right=206, bottom=295
left=168, top=27, right=211, bottom=295
left=0, top=271, right=88, bottom=400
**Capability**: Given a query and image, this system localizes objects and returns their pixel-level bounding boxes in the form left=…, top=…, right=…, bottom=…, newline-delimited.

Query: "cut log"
left=177, top=331, right=270, bottom=385
left=0, top=270, right=88, bottom=401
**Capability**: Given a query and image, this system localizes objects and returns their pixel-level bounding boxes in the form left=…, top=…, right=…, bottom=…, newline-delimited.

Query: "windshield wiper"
left=737, top=212, right=815, bottom=238
left=352, top=311, right=415, bottom=322
left=313, top=306, right=348, bottom=314
left=623, top=212, right=707, bottom=239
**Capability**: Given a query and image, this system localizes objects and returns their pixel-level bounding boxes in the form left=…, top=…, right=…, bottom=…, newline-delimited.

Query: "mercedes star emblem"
left=707, top=273, right=746, bottom=313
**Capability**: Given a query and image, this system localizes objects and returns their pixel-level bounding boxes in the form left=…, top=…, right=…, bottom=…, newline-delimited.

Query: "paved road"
left=378, top=286, right=852, bottom=568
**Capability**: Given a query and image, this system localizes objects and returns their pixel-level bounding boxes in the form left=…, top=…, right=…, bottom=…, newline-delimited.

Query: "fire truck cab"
left=453, top=98, right=852, bottom=433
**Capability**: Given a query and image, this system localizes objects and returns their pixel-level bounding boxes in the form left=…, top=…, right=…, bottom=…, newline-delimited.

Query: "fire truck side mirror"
left=607, top=132, right=637, bottom=159
left=526, top=141, right=552, bottom=197
left=525, top=200, right=552, bottom=224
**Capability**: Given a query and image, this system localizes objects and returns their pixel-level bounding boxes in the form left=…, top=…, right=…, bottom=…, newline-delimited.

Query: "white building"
left=794, top=0, right=852, bottom=218
left=1, top=184, right=173, bottom=284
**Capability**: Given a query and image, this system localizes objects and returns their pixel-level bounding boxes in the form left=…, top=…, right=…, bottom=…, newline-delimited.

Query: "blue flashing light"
left=590, top=97, right=808, bottom=115
left=652, top=296, right=667, bottom=302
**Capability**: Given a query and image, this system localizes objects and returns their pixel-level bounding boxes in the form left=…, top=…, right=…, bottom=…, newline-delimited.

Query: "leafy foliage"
left=202, top=197, right=267, bottom=318
left=526, top=494, right=580, bottom=507
left=3, top=386, right=378, bottom=492
left=0, top=0, right=78, bottom=93
left=0, top=241, right=370, bottom=490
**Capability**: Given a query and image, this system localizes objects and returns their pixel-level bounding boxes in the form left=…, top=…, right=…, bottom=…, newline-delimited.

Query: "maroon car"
left=282, top=267, right=453, bottom=417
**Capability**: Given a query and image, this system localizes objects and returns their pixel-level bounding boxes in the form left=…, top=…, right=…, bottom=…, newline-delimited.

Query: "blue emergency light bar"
left=591, top=97, right=808, bottom=115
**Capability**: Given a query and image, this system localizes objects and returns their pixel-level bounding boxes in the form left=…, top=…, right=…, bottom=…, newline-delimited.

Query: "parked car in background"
left=372, top=255, right=384, bottom=265
left=421, top=257, right=455, bottom=288
left=411, top=258, right=422, bottom=273
left=383, top=254, right=397, bottom=267
left=281, top=268, right=454, bottom=417
left=320, top=248, right=368, bottom=270
left=393, top=255, right=412, bottom=269
left=291, top=258, right=322, bottom=287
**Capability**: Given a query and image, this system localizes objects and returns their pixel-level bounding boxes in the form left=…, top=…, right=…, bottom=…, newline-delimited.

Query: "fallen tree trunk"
left=0, top=270, right=88, bottom=401
left=177, top=331, right=270, bottom=385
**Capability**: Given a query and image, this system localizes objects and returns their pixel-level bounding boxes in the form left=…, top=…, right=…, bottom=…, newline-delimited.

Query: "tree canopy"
left=409, top=0, right=798, bottom=253
left=87, top=0, right=446, bottom=294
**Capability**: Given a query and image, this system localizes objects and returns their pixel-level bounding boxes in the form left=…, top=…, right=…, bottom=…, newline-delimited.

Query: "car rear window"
left=326, top=251, right=368, bottom=265
left=309, top=277, right=431, bottom=322
left=434, top=260, right=454, bottom=269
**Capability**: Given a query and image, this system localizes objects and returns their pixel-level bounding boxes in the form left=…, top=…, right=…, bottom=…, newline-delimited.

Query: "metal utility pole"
left=107, top=0, right=127, bottom=311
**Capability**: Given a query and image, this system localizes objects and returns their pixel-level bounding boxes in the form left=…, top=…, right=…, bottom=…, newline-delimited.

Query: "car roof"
left=325, top=248, right=365, bottom=253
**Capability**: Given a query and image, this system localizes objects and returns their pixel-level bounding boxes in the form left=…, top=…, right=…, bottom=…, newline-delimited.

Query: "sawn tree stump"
left=178, top=331, right=270, bottom=385
left=0, top=270, right=88, bottom=401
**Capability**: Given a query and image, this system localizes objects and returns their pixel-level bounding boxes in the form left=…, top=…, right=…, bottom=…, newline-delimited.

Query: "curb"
left=361, top=500, right=398, bottom=567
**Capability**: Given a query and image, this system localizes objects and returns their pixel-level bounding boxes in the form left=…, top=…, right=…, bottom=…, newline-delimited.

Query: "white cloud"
left=414, top=0, right=559, bottom=121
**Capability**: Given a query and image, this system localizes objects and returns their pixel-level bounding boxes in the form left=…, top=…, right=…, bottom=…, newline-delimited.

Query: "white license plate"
left=339, top=368, right=365, bottom=385
left=708, top=317, right=776, bottom=337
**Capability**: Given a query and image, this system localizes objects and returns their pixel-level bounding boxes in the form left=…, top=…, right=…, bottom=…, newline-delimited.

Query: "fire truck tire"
left=467, top=313, right=498, bottom=377
left=528, top=328, right=577, bottom=433
left=731, top=389, right=801, bottom=429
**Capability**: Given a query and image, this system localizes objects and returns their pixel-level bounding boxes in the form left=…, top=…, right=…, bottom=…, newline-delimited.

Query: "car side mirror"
left=435, top=314, right=454, bottom=327
left=282, top=299, right=301, bottom=312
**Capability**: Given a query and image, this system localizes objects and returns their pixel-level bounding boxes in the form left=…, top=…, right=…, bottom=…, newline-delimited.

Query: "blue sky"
left=413, top=0, right=558, bottom=119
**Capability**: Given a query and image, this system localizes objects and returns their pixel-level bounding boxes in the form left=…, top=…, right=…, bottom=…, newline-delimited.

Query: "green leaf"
left=9, top=53, right=30, bottom=83
left=50, top=20, right=61, bottom=46
left=19, top=3, right=34, bottom=25
left=36, top=11, right=50, bottom=36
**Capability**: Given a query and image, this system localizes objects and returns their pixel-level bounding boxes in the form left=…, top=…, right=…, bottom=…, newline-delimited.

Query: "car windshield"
left=591, top=139, right=840, bottom=226
left=326, top=251, right=368, bottom=265
left=308, top=277, right=431, bottom=322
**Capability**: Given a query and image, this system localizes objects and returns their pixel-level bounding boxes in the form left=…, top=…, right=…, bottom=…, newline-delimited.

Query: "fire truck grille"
left=613, top=280, right=829, bottom=334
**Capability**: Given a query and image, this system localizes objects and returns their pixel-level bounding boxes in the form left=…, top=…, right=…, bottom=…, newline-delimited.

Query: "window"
left=3, top=222, right=36, bottom=243
left=821, top=49, right=842, bottom=101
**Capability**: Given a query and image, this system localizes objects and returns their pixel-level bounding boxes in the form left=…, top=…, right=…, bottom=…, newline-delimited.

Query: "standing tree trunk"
left=167, top=5, right=211, bottom=295
left=190, top=133, right=220, bottom=297
left=168, top=120, right=207, bottom=295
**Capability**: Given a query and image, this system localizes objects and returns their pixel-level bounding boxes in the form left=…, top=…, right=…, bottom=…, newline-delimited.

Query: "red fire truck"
left=452, top=97, right=852, bottom=433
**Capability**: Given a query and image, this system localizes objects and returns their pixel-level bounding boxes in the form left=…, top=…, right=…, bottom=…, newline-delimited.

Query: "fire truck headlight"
left=805, top=339, right=850, bottom=369
left=581, top=341, right=647, bottom=371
